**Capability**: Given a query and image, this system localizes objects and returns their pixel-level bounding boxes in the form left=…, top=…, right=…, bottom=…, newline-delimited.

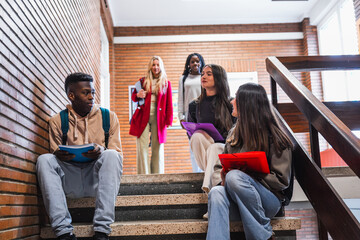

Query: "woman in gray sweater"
left=206, top=83, right=293, bottom=240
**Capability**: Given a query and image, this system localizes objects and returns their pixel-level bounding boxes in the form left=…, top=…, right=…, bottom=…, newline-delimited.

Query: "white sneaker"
left=203, top=212, right=208, bottom=220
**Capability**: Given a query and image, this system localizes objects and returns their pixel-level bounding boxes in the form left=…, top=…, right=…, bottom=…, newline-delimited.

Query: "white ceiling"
left=108, top=0, right=337, bottom=27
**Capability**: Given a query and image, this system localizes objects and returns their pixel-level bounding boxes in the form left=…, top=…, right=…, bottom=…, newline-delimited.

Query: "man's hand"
left=54, top=149, right=75, bottom=162
left=82, top=143, right=103, bottom=160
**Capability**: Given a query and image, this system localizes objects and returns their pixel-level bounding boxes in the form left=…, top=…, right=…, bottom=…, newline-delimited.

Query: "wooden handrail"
left=266, top=56, right=360, bottom=177
left=274, top=109, right=360, bottom=240
left=266, top=55, right=360, bottom=239
left=277, top=55, right=360, bottom=71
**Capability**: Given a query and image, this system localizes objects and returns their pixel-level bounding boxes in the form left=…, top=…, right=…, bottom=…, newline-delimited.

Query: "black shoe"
left=57, top=233, right=77, bottom=240
left=93, top=231, right=109, bottom=240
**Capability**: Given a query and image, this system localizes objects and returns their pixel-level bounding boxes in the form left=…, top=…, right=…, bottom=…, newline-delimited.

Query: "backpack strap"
left=60, top=108, right=111, bottom=148
left=100, top=107, right=110, bottom=149
left=60, top=109, right=69, bottom=145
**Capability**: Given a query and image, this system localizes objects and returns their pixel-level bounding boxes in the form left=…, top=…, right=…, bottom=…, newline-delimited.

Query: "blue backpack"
left=60, top=107, right=110, bottom=148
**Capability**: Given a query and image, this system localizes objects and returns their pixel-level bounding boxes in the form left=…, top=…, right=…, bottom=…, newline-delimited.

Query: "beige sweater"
left=48, top=104, right=122, bottom=156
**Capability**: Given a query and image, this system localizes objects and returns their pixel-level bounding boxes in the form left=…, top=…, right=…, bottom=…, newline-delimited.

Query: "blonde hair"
left=143, top=56, right=167, bottom=94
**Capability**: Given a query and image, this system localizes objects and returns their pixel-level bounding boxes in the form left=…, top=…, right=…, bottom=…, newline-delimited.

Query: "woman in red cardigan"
left=129, top=56, right=173, bottom=174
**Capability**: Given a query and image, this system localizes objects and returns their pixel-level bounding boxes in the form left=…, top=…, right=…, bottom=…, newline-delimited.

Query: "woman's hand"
left=220, top=167, right=252, bottom=186
left=180, top=119, right=186, bottom=129
left=220, top=169, right=227, bottom=186
left=136, top=89, right=147, bottom=98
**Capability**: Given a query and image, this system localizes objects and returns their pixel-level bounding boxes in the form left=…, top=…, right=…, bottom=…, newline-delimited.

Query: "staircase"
left=40, top=173, right=301, bottom=239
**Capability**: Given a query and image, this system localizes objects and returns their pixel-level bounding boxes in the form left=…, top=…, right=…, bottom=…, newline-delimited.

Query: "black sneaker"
left=57, top=233, right=77, bottom=240
left=93, top=231, right=109, bottom=240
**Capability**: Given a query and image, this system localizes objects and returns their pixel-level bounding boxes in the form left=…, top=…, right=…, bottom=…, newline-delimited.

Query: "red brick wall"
left=111, top=24, right=311, bottom=175
left=114, top=23, right=302, bottom=36
left=286, top=209, right=322, bottom=240
left=0, top=0, right=101, bottom=238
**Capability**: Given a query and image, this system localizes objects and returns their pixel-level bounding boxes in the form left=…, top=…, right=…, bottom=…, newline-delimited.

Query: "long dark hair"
left=182, top=53, right=205, bottom=84
left=198, top=64, right=233, bottom=134
left=228, top=83, right=292, bottom=155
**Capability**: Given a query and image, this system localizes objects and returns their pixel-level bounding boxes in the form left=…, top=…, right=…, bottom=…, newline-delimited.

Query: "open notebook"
left=218, top=151, right=270, bottom=174
left=59, top=143, right=95, bottom=163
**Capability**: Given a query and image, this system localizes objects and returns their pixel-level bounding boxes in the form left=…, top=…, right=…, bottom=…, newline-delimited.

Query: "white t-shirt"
left=177, top=74, right=201, bottom=121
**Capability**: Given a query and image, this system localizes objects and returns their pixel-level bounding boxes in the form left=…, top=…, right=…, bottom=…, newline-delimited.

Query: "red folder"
left=218, top=151, right=270, bottom=174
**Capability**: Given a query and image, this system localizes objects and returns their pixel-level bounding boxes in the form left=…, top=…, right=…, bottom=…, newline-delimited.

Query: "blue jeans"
left=206, top=170, right=281, bottom=240
left=36, top=150, right=123, bottom=237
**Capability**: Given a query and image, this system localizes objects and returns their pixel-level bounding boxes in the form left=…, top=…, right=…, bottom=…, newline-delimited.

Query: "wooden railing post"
left=309, top=124, right=320, bottom=167
left=271, top=77, right=278, bottom=109
left=309, top=124, right=329, bottom=240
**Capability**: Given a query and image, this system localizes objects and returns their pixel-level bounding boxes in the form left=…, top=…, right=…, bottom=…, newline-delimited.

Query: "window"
left=318, top=0, right=360, bottom=101
left=226, top=72, right=258, bottom=98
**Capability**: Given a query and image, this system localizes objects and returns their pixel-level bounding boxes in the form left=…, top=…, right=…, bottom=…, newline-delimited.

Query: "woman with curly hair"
left=178, top=53, right=206, bottom=172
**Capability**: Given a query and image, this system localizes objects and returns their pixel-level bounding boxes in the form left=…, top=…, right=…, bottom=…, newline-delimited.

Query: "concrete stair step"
left=67, top=193, right=208, bottom=208
left=119, top=173, right=204, bottom=195
left=40, top=217, right=301, bottom=239
left=68, top=193, right=208, bottom=222
left=121, top=173, right=204, bottom=184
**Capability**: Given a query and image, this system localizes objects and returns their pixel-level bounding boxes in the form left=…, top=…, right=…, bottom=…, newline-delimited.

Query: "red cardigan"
left=129, top=77, right=173, bottom=144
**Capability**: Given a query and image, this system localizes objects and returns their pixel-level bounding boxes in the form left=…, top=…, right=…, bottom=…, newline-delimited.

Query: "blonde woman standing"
left=129, top=56, right=173, bottom=174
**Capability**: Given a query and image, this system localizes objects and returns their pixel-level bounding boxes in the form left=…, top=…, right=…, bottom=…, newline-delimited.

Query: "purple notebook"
left=181, top=122, right=224, bottom=142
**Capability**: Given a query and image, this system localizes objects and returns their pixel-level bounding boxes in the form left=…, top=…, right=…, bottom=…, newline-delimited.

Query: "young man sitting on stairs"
left=36, top=72, right=123, bottom=240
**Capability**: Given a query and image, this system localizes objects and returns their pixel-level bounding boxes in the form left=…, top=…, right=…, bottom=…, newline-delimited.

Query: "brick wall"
left=0, top=0, right=101, bottom=238
left=111, top=24, right=313, bottom=175
left=114, top=23, right=302, bottom=36
left=286, top=209, right=321, bottom=240
left=302, top=18, right=323, bottom=101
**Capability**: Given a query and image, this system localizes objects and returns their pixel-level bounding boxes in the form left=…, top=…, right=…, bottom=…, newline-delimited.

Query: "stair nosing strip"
left=67, top=193, right=208, bottom=208
left=40, top=218, right=301, bottom=238
left=120, top=172, right=204, bottom=184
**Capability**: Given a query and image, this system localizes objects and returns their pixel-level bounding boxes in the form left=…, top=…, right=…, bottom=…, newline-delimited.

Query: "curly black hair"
left=181, top=53, right=205, bottom=83
left=64, top=72, right=93, bottom=93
